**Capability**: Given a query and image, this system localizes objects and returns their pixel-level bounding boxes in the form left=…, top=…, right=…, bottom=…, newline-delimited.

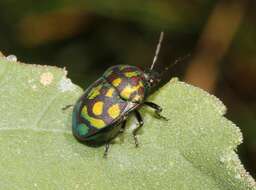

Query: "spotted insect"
left=71, top=32, right=167, bottom=157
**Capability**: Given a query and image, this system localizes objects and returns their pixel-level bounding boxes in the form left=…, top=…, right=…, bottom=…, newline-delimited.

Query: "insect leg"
left=133, top=110, right=144, bottom=147
left=119, top=120, right=127, bottom=133
left=103, top=120, right=127, bottom=158
left=62, top=104, right=74, bottom=111
left=144, top=101, right=168, bottom=120
left=103, top=143, right=110, bottom=158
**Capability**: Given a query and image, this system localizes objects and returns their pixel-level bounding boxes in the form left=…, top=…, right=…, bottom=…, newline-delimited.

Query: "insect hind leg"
left=103, top=120, right=127, bottom=158
left=103, top=143, right=110, bottom=158
left=133, top=110, right=144, bottom=147
left=119, top=119, right=127, bottom=133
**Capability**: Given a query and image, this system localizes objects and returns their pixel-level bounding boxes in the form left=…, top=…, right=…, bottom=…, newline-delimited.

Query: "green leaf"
left=0, top=56, right=255, bottom=190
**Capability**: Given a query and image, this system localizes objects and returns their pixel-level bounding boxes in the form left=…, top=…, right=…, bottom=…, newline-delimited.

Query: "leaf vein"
left=33, top=91, right=62, bottom=128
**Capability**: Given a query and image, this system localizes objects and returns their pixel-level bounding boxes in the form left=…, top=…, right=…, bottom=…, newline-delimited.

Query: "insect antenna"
left=164, top=53, right=191, bottom=73
left=150, top=31, right=164, bottom=71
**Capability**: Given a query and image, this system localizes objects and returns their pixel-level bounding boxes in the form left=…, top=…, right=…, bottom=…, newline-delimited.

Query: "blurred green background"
left=0, top=0, right=255, bottom=178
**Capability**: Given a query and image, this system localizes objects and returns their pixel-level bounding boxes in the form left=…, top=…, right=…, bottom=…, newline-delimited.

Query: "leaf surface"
left=0, top=57, right=255, bottom=190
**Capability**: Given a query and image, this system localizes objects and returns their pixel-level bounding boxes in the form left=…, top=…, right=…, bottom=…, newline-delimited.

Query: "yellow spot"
left=81, top=106, right=88, bottom=117
left=40, top=72, right=54, bottom=86
left=120, top=82, right=144, bottom=101
left=121, top=84, right=141, bottom=97
left=105, top=88, right=114, bottom=97
left=120, top=86, right=133, bottom=98
left=112, top=78, right=122, bottom=87
left=92, top=101, right=104, bottom=115
left=88, top=85, right=102, bottom=99
left=108, top=104, right=120, bottom=119
left=90, top=118, right=105, bottom=128
left=81, top=106, right=105, bottom=129
left=133, top=95, right=141, bottom=101
left=124, top=71, right=138, bottom=78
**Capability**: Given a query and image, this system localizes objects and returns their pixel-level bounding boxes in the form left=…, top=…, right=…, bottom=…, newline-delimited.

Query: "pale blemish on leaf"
left=58, top=76, right=76, bottom=92
left=28, top=79, right=34, bottom=84
left=31, top=84, right=37, bottom=90
left=28, top=79, right=37, bottom=90
left=40, top=72, right=54, bottom=86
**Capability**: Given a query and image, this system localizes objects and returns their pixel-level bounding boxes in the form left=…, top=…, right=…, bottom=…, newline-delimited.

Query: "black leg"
left=103, top=120, right=127, bottom=158
left=133, top=110, right=144, bottom=147
left=103, top=143, right=110, bottom=158
left=144, top=101, right=168, bottom=120
left=62, top=104, right=73, bottom=111
left=119, top=120, right=127, bottom=133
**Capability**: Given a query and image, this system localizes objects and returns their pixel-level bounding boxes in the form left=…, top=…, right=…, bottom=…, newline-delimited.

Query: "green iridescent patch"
left=78, top=123, right=89, bottom=135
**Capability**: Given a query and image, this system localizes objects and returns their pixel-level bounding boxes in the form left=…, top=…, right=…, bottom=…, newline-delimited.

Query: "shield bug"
left=71, top=32, right=167, bottom=157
